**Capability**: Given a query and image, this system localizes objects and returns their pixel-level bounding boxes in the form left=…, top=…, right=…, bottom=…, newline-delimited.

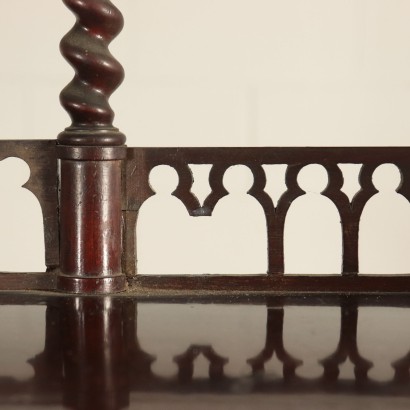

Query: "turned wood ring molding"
left=57, top=145, right=127, bottom=161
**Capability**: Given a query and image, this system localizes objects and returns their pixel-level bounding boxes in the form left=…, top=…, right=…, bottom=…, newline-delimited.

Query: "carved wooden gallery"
left=1, top=1, right=410, bottom=409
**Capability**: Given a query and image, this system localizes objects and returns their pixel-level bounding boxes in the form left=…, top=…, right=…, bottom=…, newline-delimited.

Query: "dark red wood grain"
left=56, top=0, right=127, bottom=293
left=58, top=147, right=126, bottom=293
left=130, top=274, right=410, bottom=293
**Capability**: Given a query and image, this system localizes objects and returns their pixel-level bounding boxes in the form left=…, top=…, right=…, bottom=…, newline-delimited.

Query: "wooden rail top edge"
left=2, top=272, right=410, bottom=295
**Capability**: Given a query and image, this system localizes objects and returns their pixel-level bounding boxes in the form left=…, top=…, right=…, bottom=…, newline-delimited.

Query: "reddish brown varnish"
left=56, top=0, right=127, bottom=293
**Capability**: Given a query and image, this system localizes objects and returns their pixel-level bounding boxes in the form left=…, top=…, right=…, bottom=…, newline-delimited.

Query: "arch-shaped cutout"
left=207, top=165, right=267, bottom=274
left=137, top=164, right=268, bottom=275
left=372, top=162, right=402, bottom=192
left=137, top=165, right=194, bottom=274
left=284, top=164, right=342, bottom=274
left=0, top=157, right=45, bottom=272
left=359, top=163, right=410, bottom=274
left=297, top=163, right=329, bottom=193
left=149, top=164, right=180, bottom=194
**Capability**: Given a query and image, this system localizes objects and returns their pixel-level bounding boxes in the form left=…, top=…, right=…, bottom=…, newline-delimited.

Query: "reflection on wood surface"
left=0, top=295, right=410, bottom=408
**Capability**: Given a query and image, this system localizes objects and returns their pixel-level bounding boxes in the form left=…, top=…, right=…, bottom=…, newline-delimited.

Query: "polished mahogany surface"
left=1, top=292, right=410, bottom=409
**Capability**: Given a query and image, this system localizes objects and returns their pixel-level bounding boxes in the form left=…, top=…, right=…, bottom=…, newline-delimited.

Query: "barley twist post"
left=57, top=0, right=127, bottom=293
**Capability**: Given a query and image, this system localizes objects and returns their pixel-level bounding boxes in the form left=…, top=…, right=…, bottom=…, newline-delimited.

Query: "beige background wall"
left=2, top=0, right=410, bottom=146
left=0, top=0, right=410, bottom=273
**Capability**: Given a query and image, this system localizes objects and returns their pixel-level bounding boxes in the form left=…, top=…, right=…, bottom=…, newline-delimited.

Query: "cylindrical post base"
left=57, top=145, right=127, bottom=294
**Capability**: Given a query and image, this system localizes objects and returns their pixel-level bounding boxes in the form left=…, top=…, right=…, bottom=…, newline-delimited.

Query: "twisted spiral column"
left=57, top=0, right=127, bottom=294
left=58, top=0, right=125, bottom=145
